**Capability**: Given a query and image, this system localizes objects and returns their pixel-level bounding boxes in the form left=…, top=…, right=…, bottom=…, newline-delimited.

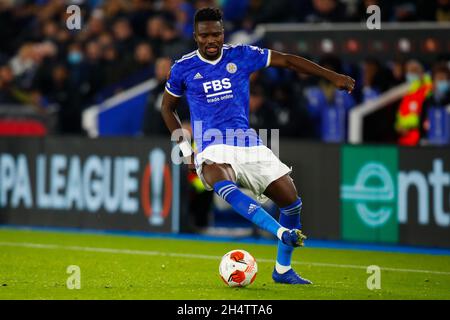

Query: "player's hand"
left=332, top=73, right=355, bottom=94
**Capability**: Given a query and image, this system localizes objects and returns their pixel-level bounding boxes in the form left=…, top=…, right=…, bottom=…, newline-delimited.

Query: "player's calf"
left=276, top=197, right=306, bottom=274
left=214, top=180, right=299, bottom=246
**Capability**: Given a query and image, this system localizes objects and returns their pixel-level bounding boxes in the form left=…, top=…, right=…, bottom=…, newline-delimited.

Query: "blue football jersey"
left=165, top=44, right=271, bottom=152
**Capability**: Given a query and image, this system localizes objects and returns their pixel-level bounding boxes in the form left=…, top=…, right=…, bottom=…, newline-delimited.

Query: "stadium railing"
left=348, top=82, right=410, bottom=144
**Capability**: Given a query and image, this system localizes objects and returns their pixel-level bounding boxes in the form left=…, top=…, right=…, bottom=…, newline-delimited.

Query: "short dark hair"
left=194, top=7, right=223, bottom=26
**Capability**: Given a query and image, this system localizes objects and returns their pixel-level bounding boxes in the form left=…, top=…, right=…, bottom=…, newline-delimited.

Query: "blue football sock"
left=276, top=198, right=302, bottom=269
left=213, top=180, right=283, bottom=237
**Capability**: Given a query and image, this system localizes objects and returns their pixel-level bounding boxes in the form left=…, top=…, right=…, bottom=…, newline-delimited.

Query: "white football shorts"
left=194, top=144, right=292, bottom=203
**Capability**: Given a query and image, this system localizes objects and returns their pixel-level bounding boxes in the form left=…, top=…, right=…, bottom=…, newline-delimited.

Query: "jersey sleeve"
left=165, top=63, right=185, bottom=97
left=240, top=45, right=271, bottom=74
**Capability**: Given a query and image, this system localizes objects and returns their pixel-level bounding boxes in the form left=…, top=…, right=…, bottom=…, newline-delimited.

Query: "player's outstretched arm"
left=269, top=50, right=355, bottom=93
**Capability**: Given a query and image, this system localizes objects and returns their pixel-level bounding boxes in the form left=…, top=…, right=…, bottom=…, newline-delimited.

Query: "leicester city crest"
left=226, top=63, right=237, bottom=74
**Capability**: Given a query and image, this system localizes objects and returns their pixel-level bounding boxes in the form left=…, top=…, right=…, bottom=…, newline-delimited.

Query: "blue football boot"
left=272, top=268, right=313, bottom=285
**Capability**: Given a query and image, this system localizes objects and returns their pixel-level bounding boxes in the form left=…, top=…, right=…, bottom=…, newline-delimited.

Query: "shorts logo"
left=226, top=63, right=237, bottom=74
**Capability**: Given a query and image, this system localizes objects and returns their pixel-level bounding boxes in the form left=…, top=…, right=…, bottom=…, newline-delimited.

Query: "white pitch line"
left=1, top=241, right=449, bottom=276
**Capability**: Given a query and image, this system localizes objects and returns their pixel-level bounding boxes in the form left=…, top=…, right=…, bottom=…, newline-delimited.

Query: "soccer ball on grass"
left=219, top=249, right=257, bottom=287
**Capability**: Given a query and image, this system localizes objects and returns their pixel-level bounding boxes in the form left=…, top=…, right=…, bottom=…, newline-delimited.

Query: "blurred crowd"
left=0, top=0, right=449, bottom=142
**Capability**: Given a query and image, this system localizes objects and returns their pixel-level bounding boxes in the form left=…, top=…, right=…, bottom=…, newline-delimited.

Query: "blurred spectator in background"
left=9, top=43, right=38, bottom=87
left=79, top=8, right=106, bottom=42
left=41, top=19, right=59, bottom=43
left=66, top=42, right=88, bottom=88
left=304, top=0, right=347, bottom=23
left=129, top=42, right=156, bottom=77
left=33, top=63, right=82, bottom=134
left=54, top=28, right=71, bottom=59
left=271, top=82, right=311, bottom=138
left=249, top=67, right=314, bottom=138
left=395, top=60, right=433, bottom=146
left=249, top=85, right=277, bottom=132
left=421, top=63, right=450, bottom=140
left=51, top=64, right=81, bottom=133
left=84, top=40, right=103, bottom=100
left=361, top=57, right=394, bottom=102
left=98, top=31, right=114, bottom=51
left=391, top=0, right=418, bottom=22
left=0, top=0, right=448, bottom=139
left=417, top=0, right=450, bottom=22
left=0, top=64, right=30, bottom=105
left=222, top=0, right=249, bottom=30
left=304, top=55, right=355, bottom=140
left=167, top=0, right=195, bottom=38
left=435, top=0, right=450, bottom=21
left=102, top=0, right=130, bottom=20
left=112, top=18, right=138, bottom=62
left=102, top=42, right=126, bottom=87
left=142, top=57, right=189, bottom=135
left=126, top=0, right=154, bottom=38
left=244, top=0, right=294, bottom=25
left=389, top=58, right=406, bottom=86
left=145, top=15, right=165, bottom=56
left=160, top=20, right=194, bottom=60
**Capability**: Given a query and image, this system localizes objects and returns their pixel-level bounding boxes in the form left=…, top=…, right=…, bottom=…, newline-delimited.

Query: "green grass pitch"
left=0, top=228, right=449, bottom=300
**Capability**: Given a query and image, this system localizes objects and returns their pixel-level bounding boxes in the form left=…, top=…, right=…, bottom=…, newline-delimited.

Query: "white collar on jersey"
left=196, top=48, right=224, bottom=65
